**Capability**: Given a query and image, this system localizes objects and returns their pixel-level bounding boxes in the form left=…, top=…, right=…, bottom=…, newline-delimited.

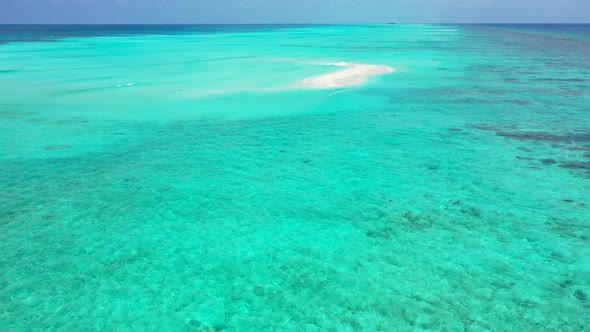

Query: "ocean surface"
left=1, top=24, right=589, bottom=331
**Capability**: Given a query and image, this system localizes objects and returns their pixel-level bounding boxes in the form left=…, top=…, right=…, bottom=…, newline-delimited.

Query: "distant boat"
left=388, top=22, right=396, bottom=25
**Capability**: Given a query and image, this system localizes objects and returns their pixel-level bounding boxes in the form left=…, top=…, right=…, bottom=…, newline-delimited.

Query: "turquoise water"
left=1, top=24, right=589, bottom=330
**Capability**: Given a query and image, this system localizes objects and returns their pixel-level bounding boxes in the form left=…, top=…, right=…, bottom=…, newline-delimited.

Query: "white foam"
left=116, top=82, right=136, bottom=88
left=329, top=61, right=348, bottom=67
left=328, top=89, right=350, bottom=96
left=307, top=61, right=348, bottom=67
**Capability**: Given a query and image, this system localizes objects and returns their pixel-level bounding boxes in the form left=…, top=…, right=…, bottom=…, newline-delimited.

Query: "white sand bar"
left=302, top=64, right=394, bottom=89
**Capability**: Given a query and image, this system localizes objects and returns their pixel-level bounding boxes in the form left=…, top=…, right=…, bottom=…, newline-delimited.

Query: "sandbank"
left=302, top=64, right=394, bottom=89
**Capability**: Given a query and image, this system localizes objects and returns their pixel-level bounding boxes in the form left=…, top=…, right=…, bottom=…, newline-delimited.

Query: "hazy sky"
left=1, top=0, right=589, bottom=24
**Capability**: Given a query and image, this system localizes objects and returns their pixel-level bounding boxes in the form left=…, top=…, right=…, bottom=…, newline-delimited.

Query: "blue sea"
left=1, top=24, right=589, bottom=331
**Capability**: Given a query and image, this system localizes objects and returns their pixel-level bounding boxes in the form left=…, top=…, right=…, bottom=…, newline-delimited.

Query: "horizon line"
left=1, top=22, right=590, bottom=25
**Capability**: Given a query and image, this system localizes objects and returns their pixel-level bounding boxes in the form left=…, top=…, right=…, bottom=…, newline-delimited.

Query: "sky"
left=1, top=0, right=589, bottom=24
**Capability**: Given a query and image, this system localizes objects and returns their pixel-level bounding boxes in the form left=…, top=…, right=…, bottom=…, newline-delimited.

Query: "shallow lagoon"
left=1, top=24, right=589, bottom=330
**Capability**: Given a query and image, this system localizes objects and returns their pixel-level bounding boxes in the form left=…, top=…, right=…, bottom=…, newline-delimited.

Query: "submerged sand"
left=302, top=64, right=394, bottom=89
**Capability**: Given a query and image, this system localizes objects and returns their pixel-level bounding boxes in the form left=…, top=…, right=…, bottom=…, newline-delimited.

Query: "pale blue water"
left=1, top=24, right=589, bottom=331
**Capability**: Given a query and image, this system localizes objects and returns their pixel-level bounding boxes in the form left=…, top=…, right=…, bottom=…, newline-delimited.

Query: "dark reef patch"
left=502, top=99, right=531, bottom=105
left=496, top=131, right=590, bottom=143
left=559, top=280, right=574, bottom=288
left=540, top=159, right=558, bottom=165
left=574, top=290, right=587, bottom=301
left=400, top=211, right=433, bottom=229
left=44, top=145, right=73, bottom=151
left=0, top=211, right=18, bottom=226
left=559, top=161, right=590, bottom=170
left=467, top=124, right=499, bottom=131
left=562, top=146, right=590, bottom=152
left=366, top=227, right=394, bottom=239
left=547, top=215, right=590, bottom=240
left=531, top=78, right=589, bottom=83
left=467, top=123, right=519, bottom=132
left=366, top=210, right=436, bottom=239
left=468, top=124, right=590, bottom=146
left=460, top=206, right=483, bottom=218
left=52, top=119, right=89, bottom=125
